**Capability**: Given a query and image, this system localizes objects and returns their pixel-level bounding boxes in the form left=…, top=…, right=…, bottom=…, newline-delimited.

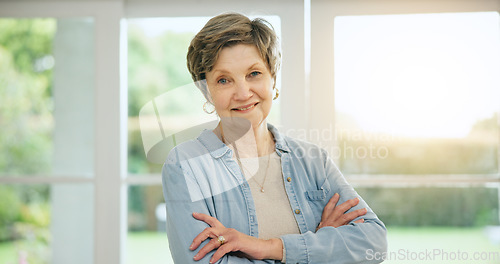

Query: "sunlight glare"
left=334, top=12, right=500, bottom=138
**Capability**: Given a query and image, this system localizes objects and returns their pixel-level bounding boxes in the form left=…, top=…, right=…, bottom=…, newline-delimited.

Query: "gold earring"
left=273, top=87, right=279, bottom=100
left=203, top=101, right=215, bottom=114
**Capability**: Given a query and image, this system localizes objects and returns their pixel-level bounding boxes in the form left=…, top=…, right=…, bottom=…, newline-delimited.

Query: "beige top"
left=239, top=152, right=301, bottom=240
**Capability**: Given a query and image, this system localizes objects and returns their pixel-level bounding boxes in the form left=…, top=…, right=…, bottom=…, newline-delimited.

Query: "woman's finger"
left=339, top=208, right=367, bottom=225
left=317, top=196, right=367, bottom=229
left=193, top=236, right=222, bottom=261
left=210, top=243, right=233, bottom=264
left=190, top=227, right=215, bottom=250
left=331, top=200, right=362, bottom=226
left=354, top=219, right=364, bottom=224
left=333, top=197, right=360, bottom=217
left=191, top=212, right=230, bottom=260
left=321, top=193, right=339, bottom=220
left=193, top=212, right=223, bottom=228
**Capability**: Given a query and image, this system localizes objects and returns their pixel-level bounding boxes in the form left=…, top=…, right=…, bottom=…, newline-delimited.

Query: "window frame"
left=0, top=2, right=125, bottom=264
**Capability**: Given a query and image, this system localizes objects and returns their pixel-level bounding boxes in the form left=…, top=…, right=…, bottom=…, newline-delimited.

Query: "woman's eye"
left=249, top=71, right=261, bottom=77
left=217, top=78, right=228, bottom=84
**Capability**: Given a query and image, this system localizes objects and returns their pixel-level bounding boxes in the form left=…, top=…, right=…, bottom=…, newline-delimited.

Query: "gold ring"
left=217, top=235, right=226, bottom=245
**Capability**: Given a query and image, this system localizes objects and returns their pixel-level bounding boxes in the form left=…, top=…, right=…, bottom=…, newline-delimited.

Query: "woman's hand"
left=316, top=193, right=367, bottom=231
left=190, top=212, right=282, bottom=263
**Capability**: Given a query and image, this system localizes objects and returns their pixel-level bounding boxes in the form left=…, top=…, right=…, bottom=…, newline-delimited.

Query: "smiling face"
left=206, top=44, right=274, bottom=129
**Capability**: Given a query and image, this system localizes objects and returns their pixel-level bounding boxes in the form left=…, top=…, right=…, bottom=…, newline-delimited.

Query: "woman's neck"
left=252, top=121, right=274, bottom=156
left=216, top=119, right=274, bottom=157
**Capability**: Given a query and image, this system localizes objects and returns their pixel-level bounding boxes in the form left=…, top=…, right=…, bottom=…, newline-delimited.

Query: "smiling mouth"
left=232, top=103, right=258, bottom=111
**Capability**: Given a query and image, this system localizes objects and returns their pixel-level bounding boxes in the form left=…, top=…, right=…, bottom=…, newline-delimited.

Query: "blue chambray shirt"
left=162, top=124, right=387, bottom=264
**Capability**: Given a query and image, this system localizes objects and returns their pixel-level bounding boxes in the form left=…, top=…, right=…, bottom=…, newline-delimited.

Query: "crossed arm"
left=190, top=193, right=367, bottom=263
left=162, top=152, right=387, bottom=263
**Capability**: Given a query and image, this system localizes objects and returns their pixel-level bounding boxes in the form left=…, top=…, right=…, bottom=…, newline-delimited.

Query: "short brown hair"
left=187, top=13, right=281, bottom=87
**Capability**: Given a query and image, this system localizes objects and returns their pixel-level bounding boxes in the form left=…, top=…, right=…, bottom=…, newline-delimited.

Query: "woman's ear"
left=272, top=79, right=279, bottom=100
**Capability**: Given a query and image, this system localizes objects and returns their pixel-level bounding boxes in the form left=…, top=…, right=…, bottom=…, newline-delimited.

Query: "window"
left=0, top=17, right=95, bottom=264
left=334, top=12, right=499, bottom=176
left=333, top=12, right=500, bottom=264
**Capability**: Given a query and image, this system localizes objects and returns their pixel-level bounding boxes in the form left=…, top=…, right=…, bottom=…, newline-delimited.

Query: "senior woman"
left=162, top=13, right=387, bottom=264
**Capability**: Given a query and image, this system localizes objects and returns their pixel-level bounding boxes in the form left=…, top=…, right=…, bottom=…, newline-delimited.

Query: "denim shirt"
left=162, top=124, right=387, bottom=264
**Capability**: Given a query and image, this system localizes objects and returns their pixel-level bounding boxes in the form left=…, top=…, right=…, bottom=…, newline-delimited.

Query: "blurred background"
left=0, top=0, right=499, bottom=264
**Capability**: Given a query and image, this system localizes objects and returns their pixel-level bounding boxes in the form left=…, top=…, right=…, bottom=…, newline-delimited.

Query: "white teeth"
left=236, top=104, right=255, bottom=111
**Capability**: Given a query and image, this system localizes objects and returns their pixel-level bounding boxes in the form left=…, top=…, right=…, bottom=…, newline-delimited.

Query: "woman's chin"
left=220, top=115, right=266, bottom=130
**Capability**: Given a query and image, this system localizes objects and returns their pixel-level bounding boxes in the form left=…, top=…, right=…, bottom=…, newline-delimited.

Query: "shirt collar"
left=197, top=123, right=290, bottom=159
left=268, top=123, right=290, bottom=153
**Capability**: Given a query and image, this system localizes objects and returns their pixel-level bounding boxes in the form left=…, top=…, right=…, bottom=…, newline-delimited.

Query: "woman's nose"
left=233, top=80, right=253, bottom=100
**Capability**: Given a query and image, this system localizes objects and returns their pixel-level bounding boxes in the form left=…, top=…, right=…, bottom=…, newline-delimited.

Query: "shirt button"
left=295, top=209, right=301, bottom=214
left=287, top=177, right=291, bottom=182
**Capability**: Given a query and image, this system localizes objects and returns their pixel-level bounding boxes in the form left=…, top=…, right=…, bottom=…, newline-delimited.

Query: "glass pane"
left=333, top=12, right=500, bottom=175
left=127, top=185, right=172, bottom=264
left=357, top=186, right=500, bottom=264
left=127, top=16, right=282, bottom=174
left=0, top=18, right=95, bottom=177
left=0, top=184, right=94, bottom=264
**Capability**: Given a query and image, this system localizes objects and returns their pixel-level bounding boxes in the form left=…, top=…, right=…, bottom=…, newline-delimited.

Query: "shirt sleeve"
left=279, top=238, right=286, bottom=263
left=162, top=150, right=278, bottom=264
left=280, top=149, right=387, bottom=264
